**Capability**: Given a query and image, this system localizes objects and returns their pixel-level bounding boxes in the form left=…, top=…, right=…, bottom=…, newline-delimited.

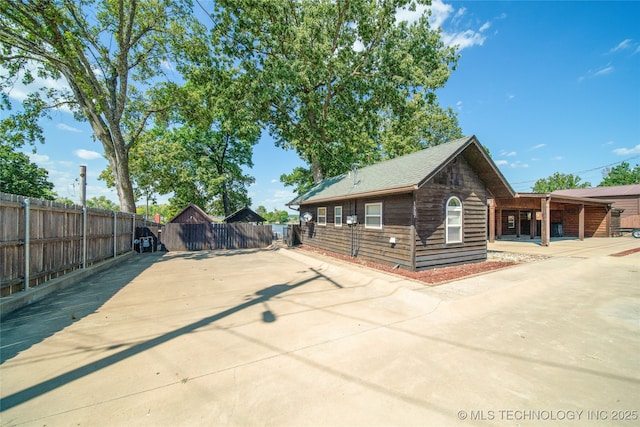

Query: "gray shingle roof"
left=288, top=135, right=513, bottom=205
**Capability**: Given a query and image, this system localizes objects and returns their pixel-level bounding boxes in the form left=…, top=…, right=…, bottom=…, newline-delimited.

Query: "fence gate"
left=162, top=223, right=272, bottom=251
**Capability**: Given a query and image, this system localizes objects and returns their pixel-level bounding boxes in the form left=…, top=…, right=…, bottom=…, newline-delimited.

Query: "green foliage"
left=600, top=162, right=640, bottom=186
left=212, top=0, right=461, bottom=191
left=87, top=196, right=119, bottom=211
left=0, top=0, right=203, bottom=212
left=532, top=172, right=591, bottom=193
left=125, top=47, right=260, bottom=217
left=256, top=205, right=292, bottom=223
left=0, top=142, right=55, bottom=199
left=136, top=203, right=172, bottom=223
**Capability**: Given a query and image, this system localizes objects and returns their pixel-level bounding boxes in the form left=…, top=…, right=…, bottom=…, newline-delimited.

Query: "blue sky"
left=9, top=0, right=640, bottom=211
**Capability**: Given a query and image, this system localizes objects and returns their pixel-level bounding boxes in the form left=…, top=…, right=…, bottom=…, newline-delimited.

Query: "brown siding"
left=299, top=157, right=490, bottom=271
left=170, top=205, right=212, bottom=224
left=585, top=205, right=609, bottom=237
left=298, top=195, right=414, bottom=270
left=611, top=197, right=640, bottom=228
left=414, top=156, right=488, bottom=270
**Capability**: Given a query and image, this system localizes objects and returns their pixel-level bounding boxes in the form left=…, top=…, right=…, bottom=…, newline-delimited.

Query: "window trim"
left=334, top=206, right=343, bottom=227
left=364, top=202, right=383, bottom=229
left=445, top=196, right=463, bottom=244
left=317, top=207, right=327, bottom=226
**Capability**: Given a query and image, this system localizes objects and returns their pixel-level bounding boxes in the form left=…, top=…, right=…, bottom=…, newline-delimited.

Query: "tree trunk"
left=103, top=140, right=137, bottom=213
left=311, top=153, right=324, bottom=183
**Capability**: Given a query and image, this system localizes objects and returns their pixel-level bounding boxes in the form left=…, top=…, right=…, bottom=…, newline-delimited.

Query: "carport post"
left=541, top=196, right=550, bottom=246
left=578, top=204, right=585, bottom=241
left=488, top=199, right=495, bottom=243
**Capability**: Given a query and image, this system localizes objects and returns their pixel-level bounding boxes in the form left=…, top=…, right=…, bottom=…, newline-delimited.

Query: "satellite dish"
left=301, top=212, right=313, bottom=222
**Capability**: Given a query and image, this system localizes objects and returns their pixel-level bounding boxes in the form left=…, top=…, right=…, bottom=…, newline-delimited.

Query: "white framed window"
left=334, top=206, right=342, bottom=227
left=446, top=196, right=462, bottom=243
left=365, top=202, right=382, bottom=229
left=317, top=207, right=327, bottom=226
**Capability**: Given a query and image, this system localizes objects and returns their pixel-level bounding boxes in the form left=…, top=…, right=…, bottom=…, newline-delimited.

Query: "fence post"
left=131, top=214, right=135, bottom=252
left=80, top=165, right=87, bottom=268
left=113, top=211, right=117, bottom=258
left=23, top=198, right=30, bottom=291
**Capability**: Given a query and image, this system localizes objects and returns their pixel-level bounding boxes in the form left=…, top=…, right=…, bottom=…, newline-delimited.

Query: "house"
left=287, top=136, right=515, bottom=271
left=552, top=184, right=640, bottom=229
left=224, top=206, right=266, bottom=224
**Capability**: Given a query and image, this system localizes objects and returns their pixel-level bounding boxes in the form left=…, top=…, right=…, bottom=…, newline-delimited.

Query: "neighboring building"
left=167, top=203, right=215, bottom=224
left=287, top=136, right=514, bottom=271
left=552, top=184, right=640, bottom=229
left=224, top=206, right=266, bottom=224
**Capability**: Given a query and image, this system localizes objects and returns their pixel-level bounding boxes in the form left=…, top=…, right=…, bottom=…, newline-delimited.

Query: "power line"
left=510, top=154, right=640, bottom=186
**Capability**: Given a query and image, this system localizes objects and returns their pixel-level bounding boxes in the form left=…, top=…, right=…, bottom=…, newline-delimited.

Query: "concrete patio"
left=1, top=237, right=638, bottom=426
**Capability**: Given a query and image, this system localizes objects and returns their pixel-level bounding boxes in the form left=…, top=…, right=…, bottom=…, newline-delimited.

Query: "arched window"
left=446, top=196, right=462, bottom=243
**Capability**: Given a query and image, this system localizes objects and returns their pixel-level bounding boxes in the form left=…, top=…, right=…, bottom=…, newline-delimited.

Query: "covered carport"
left=488, top=193, right=613, bottom=246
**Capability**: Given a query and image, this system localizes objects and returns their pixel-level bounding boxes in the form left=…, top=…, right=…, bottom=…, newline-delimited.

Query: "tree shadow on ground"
left=0, top=271, right=324, bottom=411
left=0, top=253, right=162, bottom=364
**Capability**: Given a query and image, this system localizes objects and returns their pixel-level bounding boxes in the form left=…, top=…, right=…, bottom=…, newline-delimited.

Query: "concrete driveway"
left=1, top=238, right=639, bottom=426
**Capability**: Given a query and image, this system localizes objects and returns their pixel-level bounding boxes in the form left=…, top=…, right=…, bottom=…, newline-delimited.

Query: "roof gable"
left=224, top=206, right=266, bottom=223
left=289, top=135, right=514, bottom=205
left=167, top=203, right=215, bottom=224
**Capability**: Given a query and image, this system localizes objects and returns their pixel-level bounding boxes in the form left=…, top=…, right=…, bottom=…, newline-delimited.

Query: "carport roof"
left=511, top=193, right=615, bottom=205
left=288, top=135, right=515, bottom=205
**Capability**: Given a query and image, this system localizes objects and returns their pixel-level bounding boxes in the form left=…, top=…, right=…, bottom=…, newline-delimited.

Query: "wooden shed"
left=224, top=206, right=266, bottom=224
left=287, top=136, right=514, bottom=271
left=167, top=203, right=215, bottom=224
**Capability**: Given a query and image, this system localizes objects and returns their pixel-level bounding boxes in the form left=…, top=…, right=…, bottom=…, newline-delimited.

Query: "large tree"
left=212, top=0, right=461, bottom=191
left=0, top=0, right=199, bottom=212
left=532, top=172, right=591, bottom=193
left=124, top=63, right=261, bottom=217
left=600, top=161, right=640, bottom=187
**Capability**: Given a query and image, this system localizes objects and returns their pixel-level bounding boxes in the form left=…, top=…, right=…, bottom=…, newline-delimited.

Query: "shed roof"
left=167, top=203, right=214, bottom=224
left=552, top=184, right=640, bottom=198
left=288, top=135, right=514, bottom=205
left=224, top=206, right=266, bottom=224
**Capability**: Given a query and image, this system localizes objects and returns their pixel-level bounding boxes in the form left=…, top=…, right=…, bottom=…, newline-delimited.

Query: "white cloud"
left=441, top=30, right=486, bottom=50
left=530, top=144, right=546, bottom=150
left=495, top=159, right=508, bottom=166
left=579, top=64, right=615, bottom=81
left=455, top=100, right=463, bottom=111
left=508, top=161, right=528, bottom=169
left=396, top=0, right=488, bottom=51
left=552, top=156, right=564, bottom=161
left=28, top=153, right=52, bottom=165
left=594, top=65, right=614, bottom=76
left=74, top=149, right=103, bottom=160
left=57, top=123, right=82, bottom=133
left=613, top=144, right=640, bottom=155
left=609, top=39, right=632, bottom=53
left=499, top=150, right=517, bottom=157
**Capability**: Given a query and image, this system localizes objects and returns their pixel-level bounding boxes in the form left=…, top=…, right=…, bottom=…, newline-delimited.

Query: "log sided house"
left=287, top=136, right=515, bottom=271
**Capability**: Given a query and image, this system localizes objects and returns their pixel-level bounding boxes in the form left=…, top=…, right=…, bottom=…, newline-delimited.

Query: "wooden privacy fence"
left=0, top=192, right=161, bottom=297
left=163, top=223, right=272, bottom=251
